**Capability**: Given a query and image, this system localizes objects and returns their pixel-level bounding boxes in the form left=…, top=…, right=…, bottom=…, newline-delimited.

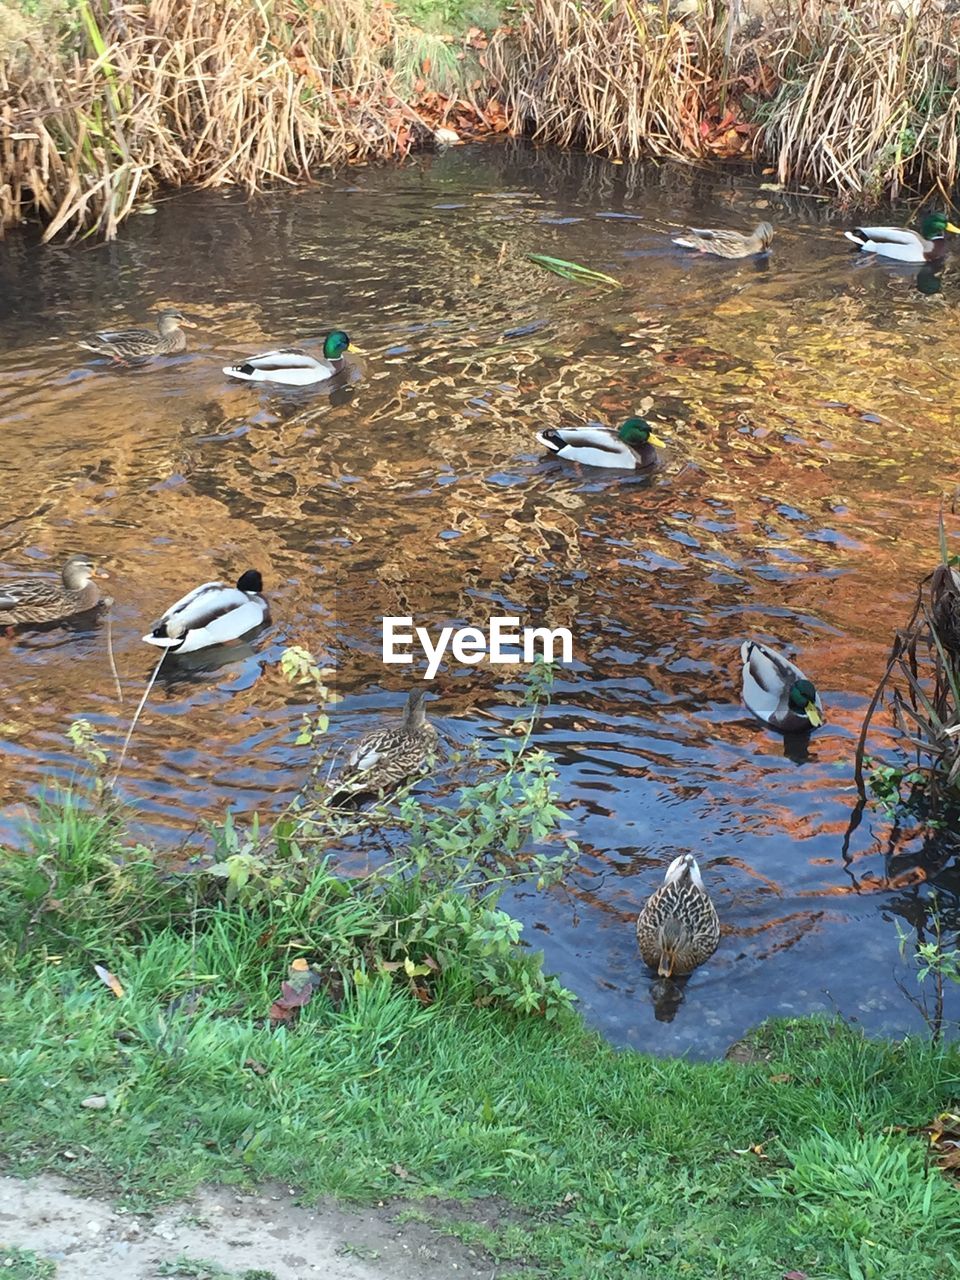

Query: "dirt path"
left=0, top=1174, right=498, bottom=1279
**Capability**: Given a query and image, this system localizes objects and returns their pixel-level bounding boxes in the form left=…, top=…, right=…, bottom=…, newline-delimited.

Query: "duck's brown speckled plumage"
left=79, top=309, right=193, bottom=362
left=327, top=689, right=438, bottom=804
left=636, top=854, right=720, bottom=978
left=673, top=221, right=774, bottom=259
left=0, top=556, right=102, bottom=626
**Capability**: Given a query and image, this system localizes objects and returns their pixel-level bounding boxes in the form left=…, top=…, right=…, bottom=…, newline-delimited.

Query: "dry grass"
left=3, top=1, right=960, bottom=241
left=761, top=0, right=960, bottom=200
left=0, top=0, right=484, bottom=241
left=486, top=0, right=960, bottom=202
left=487, top=0, right=731, bottom=163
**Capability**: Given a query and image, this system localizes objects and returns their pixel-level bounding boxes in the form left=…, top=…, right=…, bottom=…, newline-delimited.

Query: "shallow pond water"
left=1, top=142, right=959, bottom=1058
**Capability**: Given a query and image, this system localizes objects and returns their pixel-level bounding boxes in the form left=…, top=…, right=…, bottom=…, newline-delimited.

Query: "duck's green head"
left=323, top=330, right=352, bottom=360
left=788, top=678, right=822, bottom=727
left=921, top=212, right=960, bottom=239
left=618, top=416, right=666, bottom=449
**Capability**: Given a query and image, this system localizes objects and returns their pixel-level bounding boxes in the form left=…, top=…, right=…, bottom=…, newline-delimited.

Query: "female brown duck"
left=636, top=853, right=720, bottom=978
left=0, top=556, right=104, bottom=628
left=79, top=309, right=195, bottom=363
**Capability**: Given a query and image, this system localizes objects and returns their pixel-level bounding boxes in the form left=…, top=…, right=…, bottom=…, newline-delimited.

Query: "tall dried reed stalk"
left=487, top=0, right=727, bottom=163
left=762, top=0, right=960, bottom=200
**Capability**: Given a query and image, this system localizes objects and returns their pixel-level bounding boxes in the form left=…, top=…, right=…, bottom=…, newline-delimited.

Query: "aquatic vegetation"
left=856, top=522, right=960, bottom=832
left=525, top=252, right=622, bottom=287
left=0, top=0, right=499, bottom=241
left=4, top=2, right=960, bottom=240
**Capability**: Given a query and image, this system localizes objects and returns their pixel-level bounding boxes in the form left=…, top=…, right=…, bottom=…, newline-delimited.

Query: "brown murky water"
left=1, top=142, right=959, bottom=1057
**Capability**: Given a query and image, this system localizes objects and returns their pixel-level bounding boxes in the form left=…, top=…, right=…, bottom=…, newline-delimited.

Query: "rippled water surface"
left=2, top=143, right=959, bottom=1057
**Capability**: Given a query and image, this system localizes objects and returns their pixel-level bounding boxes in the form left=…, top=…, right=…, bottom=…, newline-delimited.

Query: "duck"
left=79, top=309, right=195, bottom=362
left=844, top=211, right=960, bottom=264
left=0, top=555, right=104, bottom=627
left=741, top=639, right=824, bottom=733
left=673, top=221, right=774, bottom=258
left=536, top=417, right=665, bottom=471
left=326, top=689, right=438, bottom=804
left=223, top=330, right=356, bottom=386
left=636, top=853, right=720, bottom=978
left=143, top=570, right=269, bottom=655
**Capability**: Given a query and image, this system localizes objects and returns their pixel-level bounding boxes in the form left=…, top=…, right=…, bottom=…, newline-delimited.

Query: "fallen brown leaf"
left=93, top=964, right=123, bottom=998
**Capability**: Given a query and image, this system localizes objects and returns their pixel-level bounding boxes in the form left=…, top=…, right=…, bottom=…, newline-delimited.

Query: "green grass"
left=0, top=1248, right=56, bottom=1279
left=1, top=934, right=958, bottom=1278
left=1, top=791, right=959, bottom=1279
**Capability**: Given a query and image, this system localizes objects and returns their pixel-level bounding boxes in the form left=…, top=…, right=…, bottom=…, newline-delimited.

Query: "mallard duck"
left=326, top=689, right=438, bottom=804
left=223, top=330, right=356, bottom=386
left=0, top=555, right=104, bottom=627
left=636, top=853, right=720, bottom=978
left=143, top=570, right=269, bottom=654
left=673, top=221, right=774, bottom=258
left=536, top=417, right=665, bottom=471
left=79, top=309, right=195, bottom=362
left=844, top=212, right=960, bottom=264
left=741, top=639, right=824, bottom=733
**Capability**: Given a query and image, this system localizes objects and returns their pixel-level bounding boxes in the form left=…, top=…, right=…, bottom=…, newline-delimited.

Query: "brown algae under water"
left=0, top=143, right=959, bottom=1058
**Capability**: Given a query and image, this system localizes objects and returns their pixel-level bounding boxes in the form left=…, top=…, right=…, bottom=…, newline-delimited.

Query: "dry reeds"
left=4, top=1, right=960, bottom=241
left=486, top=0, right=729, bottom=163
left=0, top=0, right=479, bottom=241
left=761, top=0, right=960, bottom=200
left=486, top=0, right=960, bottom=202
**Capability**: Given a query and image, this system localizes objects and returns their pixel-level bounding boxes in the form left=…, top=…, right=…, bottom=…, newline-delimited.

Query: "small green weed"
left=0, top=1247, right=56, bottom=1279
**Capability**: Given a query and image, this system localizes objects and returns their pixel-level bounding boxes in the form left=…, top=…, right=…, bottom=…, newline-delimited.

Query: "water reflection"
left=0, top=142, right=958, bottom=1057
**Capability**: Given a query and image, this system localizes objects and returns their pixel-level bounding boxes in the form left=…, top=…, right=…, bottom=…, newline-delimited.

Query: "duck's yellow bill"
left=347, top=343, right=367, bottom=354
left=648, top=431, right=667, bottom=448
left=946, top=222, right=960, bottom=234
left=179, top=319, right=199, bottom=328
left=805, top=702, right=823, bottom=727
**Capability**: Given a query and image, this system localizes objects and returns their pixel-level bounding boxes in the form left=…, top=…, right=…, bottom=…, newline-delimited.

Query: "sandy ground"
left=0, top=1174, right=502, bottom=1279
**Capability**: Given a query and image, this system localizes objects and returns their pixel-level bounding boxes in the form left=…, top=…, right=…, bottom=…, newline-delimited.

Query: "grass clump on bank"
left=2, top=768, right=960, bottom=1274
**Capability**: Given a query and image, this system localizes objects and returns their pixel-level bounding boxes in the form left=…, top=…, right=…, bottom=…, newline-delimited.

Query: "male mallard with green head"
left=223, top=330, right=357, bottom=386
left=844, top=212, right=960, bottom=264
left=0, top=555, right=104, bottom=627
left=740, top=640, right=824, bottom=734
left=537, top=416, right=666, bottom=471
left=673, top=221, right=774, bottom=259
left=79, top=309, right=195, bottom=362
left=326, top=689, right=438, bottom=804
left=636, top=854, right=720, bottom=978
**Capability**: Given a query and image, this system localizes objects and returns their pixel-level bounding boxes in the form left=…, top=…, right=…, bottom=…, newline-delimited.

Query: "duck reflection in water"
left=650, top=976, right=686, bottom=1023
